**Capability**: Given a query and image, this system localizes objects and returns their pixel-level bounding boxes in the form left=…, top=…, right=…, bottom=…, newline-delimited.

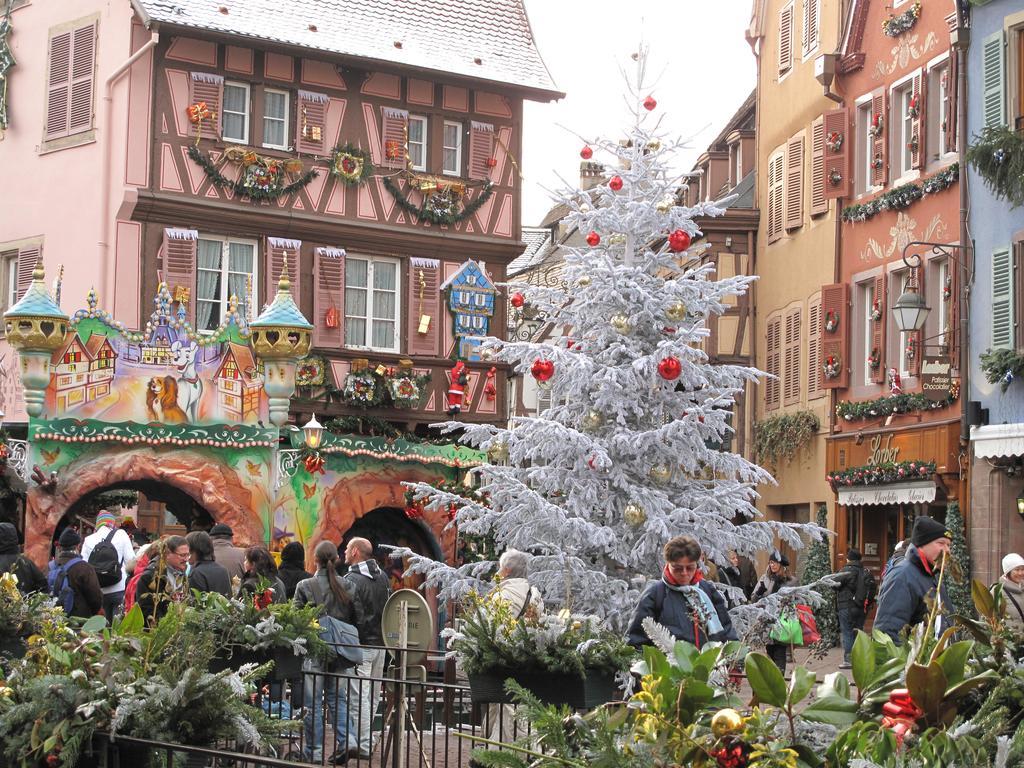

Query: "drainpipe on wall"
left=953, top=19, right=971, bottom=450
left=98, top=30, right=159, bottom=312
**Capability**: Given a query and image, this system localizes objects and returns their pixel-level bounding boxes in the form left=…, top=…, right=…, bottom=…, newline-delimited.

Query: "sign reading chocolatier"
left=921, top=356, right=952, bottom=402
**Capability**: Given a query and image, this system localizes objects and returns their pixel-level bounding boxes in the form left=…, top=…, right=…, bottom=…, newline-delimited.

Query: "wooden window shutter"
left=821, top=283, right=849, bottom=389
left=778, top=4, right=793, bottom=76
left=189, top=73, right=224, bottom=140
left=870, top=274, right=886, bottom=383
left=296, top=90, right=328, bottom=155
left=1015, top=243, right=1024, bottom=354
left=15, top=245, right=40, bottom=301
left=908, top=267, right=925, bottom=376
left=808, top=298, right=822, bottom=398
left=265, top=238, right=302, bottom=310
left=910, top=73, right=925, bottom=169
left=766, top=316, right=781, bottom=410
left=992, top=247, right=1014, bottom=349
left=46, top=31, right=72, bottom=140
left=468, top=121, right=495, bottom=181
left=767, top=152, right=785, bottom=242
left=870, top=90, right=888, bottom=187
left=783, top=308, right=802, bottom=405
left=381, top=107, right=409, bottom=169
left=810, top=120, right=827, bottom=215
left=823, top=108, right=850, bottom=200
left=68, top=22, right=96, bottom=135
left=982, top=31, right=1007, bottom=128
left=802, top=0, right=819, bottom=57
left=406, top=258, right=441, bottom=356
left=944, top=50, right=959, bottom=153
left=784, top=134, right=804, bottom=229
left=159, top=228, right=197, bottom=325
left=312, top=247, right=345, bottom=349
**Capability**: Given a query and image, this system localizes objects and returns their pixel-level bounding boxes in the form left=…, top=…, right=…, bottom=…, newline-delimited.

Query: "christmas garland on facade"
left=841, top=163, right=958, bottom=223
left=882, top=2, right=921, bottom=37
left=979, top=347, right=1024, bottom=392
left=187, top=145, right=318, bottom=202
left=835, top=386, right=959, bottom=421
left=382, top=174, right=495, bottom=226
left=329, top=143, right=374, bottom=185
left=966, top=127, right=1024, bottom=208
left=827, top=459, right=936, bottom=489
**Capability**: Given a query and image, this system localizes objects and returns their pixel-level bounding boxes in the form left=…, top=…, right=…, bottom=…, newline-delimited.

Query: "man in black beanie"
left=833, top=548, right=876, bottom=667
left=874, top=516, right=952, bottom=643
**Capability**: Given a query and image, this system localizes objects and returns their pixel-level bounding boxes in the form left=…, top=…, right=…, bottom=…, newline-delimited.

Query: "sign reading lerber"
left=921, top=356, right=953, bottom=402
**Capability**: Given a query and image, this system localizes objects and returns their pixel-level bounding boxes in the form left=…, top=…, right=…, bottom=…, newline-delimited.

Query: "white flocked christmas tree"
left=403, top=53, right=821, bottom=633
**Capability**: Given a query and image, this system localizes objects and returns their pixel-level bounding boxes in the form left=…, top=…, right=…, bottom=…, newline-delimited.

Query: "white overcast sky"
left=519, top=0, right=757, bottom=225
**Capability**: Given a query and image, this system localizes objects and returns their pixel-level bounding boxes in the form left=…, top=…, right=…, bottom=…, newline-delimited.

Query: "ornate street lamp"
left=3, top=261, right=69, bottom=417
left=892, top=281, right=931, bottom=333
left=250, top=256, right=312, bottom=427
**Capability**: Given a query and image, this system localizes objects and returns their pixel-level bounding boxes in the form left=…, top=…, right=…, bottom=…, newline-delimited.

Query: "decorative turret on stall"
left=3, top=262, right=69, bottom=417
left=249, top=256, right=313, bottom=427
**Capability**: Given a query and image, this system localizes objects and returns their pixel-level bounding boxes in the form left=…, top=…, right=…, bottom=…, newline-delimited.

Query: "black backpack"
left=88, top=528, right=123, bottom=588
left=855, top=566, right=878, bottom=609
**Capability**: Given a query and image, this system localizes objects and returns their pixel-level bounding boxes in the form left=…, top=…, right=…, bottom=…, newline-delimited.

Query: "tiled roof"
left=132, top=0, right=561, bottom=98
left=5, top=265, right=67, bottom=320
left=507, top=226, right=551, bottom=276
left=251, top=276, right=313, bottom=330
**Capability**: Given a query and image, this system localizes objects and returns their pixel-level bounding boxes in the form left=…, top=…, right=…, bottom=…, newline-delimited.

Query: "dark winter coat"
left=874, top=544, right=951, bottom=643
left=238, top=574, right=287, bottom=604
left=294, top=569, right=357, bottom=625
left=278, top=562, right=312, bottom=600
left=751, top=570, right=797, bottom=601
left=626, top=577, right=737, bottom=649
left=343, top=559, right=390, bottom=645
left=835, top=562, right=866, bottom=611
left=188, top=560, right=231, bottom=597
left=49, top=551, right=104, bottom=619
left=0, top=522, right=47, bottom=594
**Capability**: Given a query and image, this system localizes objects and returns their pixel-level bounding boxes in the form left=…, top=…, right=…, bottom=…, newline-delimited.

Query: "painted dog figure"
left=170, top=341, right=203, bottom=422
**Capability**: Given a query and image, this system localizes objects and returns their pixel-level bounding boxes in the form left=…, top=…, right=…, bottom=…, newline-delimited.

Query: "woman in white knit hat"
left=995, top=553, right=1024, bottom=634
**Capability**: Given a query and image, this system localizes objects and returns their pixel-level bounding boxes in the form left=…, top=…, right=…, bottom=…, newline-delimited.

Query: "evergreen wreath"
left=967, top=126, right=1024, bottom=208
left=383, top=174, right=495, bottom=226
left=882, top=1, right=921, bottom=37
left=329, top=143, right=374, bottom=185
left=187, top=145, right=318, bottom=202
left=387, top=370, right=432, bottom=409
left=841, top=163, right=958, bottom=222
left=342, top=369, right=386, bottom=407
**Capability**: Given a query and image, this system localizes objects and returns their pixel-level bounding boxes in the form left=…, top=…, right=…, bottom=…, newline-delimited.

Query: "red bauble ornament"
left=510, top=292, right=525, bottom=308
left=530, top=359, right=555, bottom=382
left=643, top=95, right=657, bottom=111
left=586, top=231, right=601, bottom=247
left=658, top=356, right=682, bottom=381
left=608, top=175, right=623, bottom=191
left=668, top=229, right=692, bottom=253
left=580, top=145, right=593, bottom=159
left=486, top=157, right=498, bottom=168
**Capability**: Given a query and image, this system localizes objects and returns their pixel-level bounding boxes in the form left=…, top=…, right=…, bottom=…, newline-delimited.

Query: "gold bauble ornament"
left=656, top=197, right=674, bottom=213
left=487, top=441, right=509, bottom=464
left=648, top=464, right=672, bottom=484
left=711, top=708, right=744, bottom=738
left=608, top=233, right=627, bottom=245
left=647, top=139, right=661, bottom=151
left=624, top=501, right=647, bottom=527
left=611, top=313, right=633, bottom=334
left=577, top=275, right=592, bottom=287
left=581, top=409, right=605, bottom=431
left=665, top=301, right=687, bottom=322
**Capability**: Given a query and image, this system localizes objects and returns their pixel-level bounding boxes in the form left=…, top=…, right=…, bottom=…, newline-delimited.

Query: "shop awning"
left=837, top=481, right=937, bottom=506
left=972, top=423, right=1024, bottom=459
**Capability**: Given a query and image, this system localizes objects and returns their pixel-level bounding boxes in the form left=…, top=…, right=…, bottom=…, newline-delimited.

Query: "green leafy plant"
left=752, top=411, right=819, bottom=466
left=979, top=347, right=1024, bottom=391
left=967, top=126, right=1024, bottom=207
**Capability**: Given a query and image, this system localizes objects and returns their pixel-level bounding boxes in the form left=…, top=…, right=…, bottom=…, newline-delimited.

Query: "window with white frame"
left=890, top=270, right=913, bottom=378
left=222, top=82, right=250, bottom=144
left=891, top=79, right=916, bottom=178
left=407, top=115, right=428, bottom=171
left=860, top=280, right=875, bottom=385
left=936, top=259, right=950, bottom=348
left=856, top=101, right=873, bottom=195
left=733, top=142, right=743, bottom=186
left=196, top=237, right=256, bottom=332
left=344, top=256, right=400, bottom=351
left=442, top=120, right=462, bottom=176
left=927, top=61, right=950, bottom=162
left=262, top=89, right=289, bottom=149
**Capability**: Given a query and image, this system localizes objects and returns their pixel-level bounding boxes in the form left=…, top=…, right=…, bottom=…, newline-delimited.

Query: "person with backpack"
left=294, top=540, right=360, bottom=765
left=81, top=510, right=135, bottom=624
left=833, top=548, right=877, bottom=669
left=627, top=535, right=737, bottom=649
left=47, top=528, right=103, bottom=619
left=0, top=522, right=47, bottom=594
left=994, top=553, right=1024, bottom=635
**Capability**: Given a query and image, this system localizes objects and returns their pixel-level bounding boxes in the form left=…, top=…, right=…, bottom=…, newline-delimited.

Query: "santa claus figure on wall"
left=888, top=367, right=902, bottom=395
left=446, top=361, right=470, bottom=415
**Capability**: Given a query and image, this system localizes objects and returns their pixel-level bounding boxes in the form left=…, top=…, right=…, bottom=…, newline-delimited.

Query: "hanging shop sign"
left=921, top=356, right=953, bottom=402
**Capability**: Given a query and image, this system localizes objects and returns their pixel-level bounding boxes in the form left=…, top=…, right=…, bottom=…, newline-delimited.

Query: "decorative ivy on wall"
left=841, top=163, right=959, bottom=223
left=966, top=127, right=1024, bottom=208
left=751, top=410, right=820, bottom=466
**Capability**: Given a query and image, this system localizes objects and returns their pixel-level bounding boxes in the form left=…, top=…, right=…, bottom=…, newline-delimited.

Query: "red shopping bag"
left=796, top=604, right=820, bottom=645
